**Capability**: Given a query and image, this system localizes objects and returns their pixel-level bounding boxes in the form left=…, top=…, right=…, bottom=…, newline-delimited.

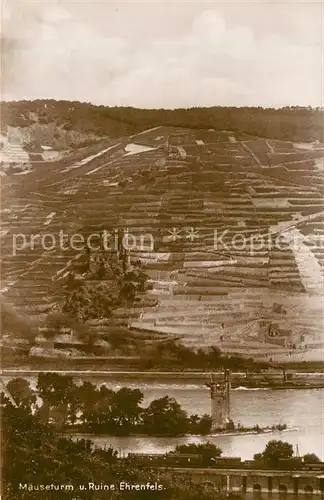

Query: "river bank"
left=2, top=369, right=324, bottom=389
left=65, top=424, right=292, bottom=439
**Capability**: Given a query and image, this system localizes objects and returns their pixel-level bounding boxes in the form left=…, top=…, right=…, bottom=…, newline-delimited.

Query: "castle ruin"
left=205, top=370, right=231, bottom=431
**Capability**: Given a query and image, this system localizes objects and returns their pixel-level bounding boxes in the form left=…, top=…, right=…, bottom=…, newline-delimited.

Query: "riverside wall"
left=161, top=468, right=324, bottom=497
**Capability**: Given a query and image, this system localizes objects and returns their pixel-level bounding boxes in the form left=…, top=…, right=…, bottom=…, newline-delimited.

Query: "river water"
left=69, top=382, right=323, bottom=460
left=5, top=375, right=322, bottom=460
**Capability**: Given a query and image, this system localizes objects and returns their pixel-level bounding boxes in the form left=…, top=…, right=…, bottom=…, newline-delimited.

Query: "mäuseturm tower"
left=205, top=370, right=231, bottom=431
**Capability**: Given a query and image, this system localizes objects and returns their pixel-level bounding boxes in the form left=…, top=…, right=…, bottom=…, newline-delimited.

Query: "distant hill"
left=1, top=100, right=323, bottom=146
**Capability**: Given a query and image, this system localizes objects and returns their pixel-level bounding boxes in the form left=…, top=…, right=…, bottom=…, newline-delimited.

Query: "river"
left=5, top=375, right=322, bottom=460
left=73, top=383, right=323, bottom=460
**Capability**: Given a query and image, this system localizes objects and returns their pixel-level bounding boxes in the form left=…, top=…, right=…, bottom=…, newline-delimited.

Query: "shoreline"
left=2, top=369, right=324, bottom=390
left=66, top=426, right=299, bottom=440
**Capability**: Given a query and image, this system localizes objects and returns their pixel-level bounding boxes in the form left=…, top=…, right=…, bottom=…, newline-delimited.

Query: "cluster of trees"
left=139, top=341, right=269, bottom=372
left=2, top=100, right=323, bottom=142
left=103, top=105, right=323, bottom=142
left=62, top=280, right=121, bottom=323
left=1, top=100, right=133, bottom=138
left=175, top=441, right=321, bottom=467
left=172, top=442, right=222, bottom=460
left=253, top=440, right=321, bottom=467
left=2, top=400, right=228, bottom=500
left=40, top=247, right=151, bottom=348
left=5, top=374, right=212, bottom=436
left=60, top=249, right=150, bottom=323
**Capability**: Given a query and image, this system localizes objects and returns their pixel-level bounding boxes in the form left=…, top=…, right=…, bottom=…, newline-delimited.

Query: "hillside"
left=1, top=101, right=324, bottom=365
left=1, top=101, right=322, bottom=174
left=1, top=101, right=323, bottom=146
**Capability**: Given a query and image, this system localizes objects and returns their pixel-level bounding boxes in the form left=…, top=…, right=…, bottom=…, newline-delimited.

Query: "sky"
left=1, top=0, right=323, bottom=108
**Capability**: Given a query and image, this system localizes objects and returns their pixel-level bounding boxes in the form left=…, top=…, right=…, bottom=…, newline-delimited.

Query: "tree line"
left=253, top=441, right=321, bottom=468
left=171, top=441, right=321, bottom=468
left=5, top=374, right=212, bottom=436
left=2, top=100, right=323, bottom=141
left=136, top=341, right=269, bottom=372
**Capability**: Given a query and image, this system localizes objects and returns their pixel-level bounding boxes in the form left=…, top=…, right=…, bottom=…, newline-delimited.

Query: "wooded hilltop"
left=1, top=100, right=322, bottom=142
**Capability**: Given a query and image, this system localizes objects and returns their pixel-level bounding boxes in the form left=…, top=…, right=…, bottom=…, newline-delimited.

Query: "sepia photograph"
left=1, top=0, right=323, bottom=499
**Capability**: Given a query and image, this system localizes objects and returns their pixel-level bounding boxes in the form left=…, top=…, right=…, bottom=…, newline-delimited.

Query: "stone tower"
left=205, top=370, right=231, bottom=431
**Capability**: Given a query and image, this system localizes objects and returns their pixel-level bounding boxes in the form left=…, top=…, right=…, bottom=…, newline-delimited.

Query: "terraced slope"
left=1, top=127, right=324, bottom=362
